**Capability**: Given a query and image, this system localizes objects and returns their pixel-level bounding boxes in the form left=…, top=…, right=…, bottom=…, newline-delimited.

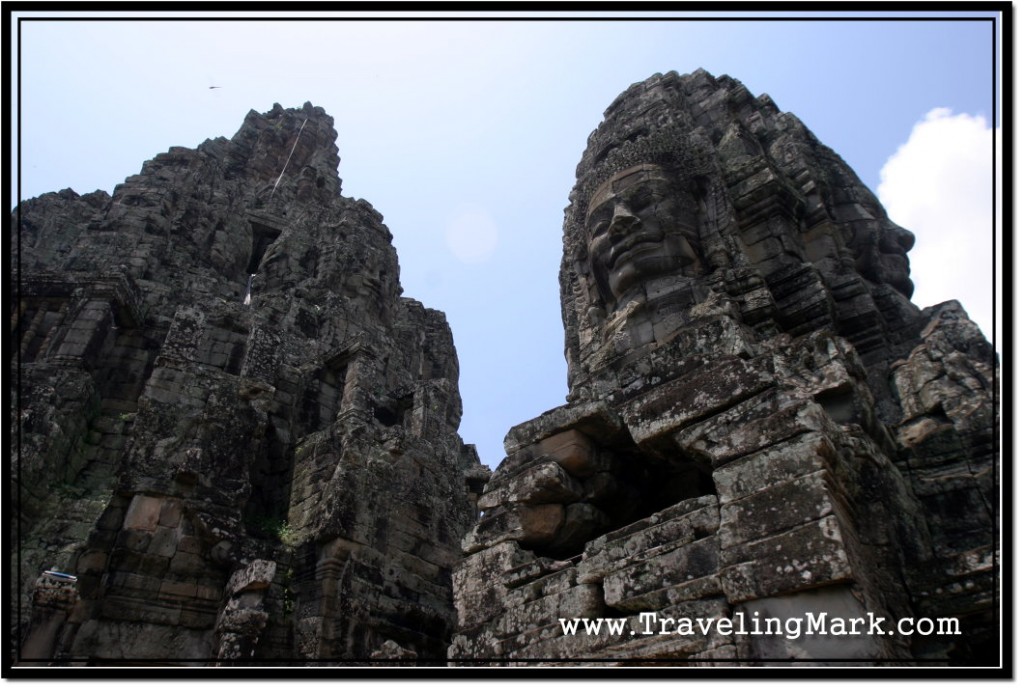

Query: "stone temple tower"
left=449, top=70, right=997, bottom=665
left=13, top=102, right=490, bottom=663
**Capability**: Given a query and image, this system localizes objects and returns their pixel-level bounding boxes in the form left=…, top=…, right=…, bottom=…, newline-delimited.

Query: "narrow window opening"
left=374, top=406, right=398, bottom=427
left=247, top=221, right=282, bottom=275
left=225, top=341, right=246, bottom=376
left=374, top=393, right=413, bottom=428
left=300, top=358, right=349, bottom=435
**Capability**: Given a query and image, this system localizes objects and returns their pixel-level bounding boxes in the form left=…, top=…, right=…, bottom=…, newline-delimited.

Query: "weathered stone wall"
left=11, top=75, right=998, bottom=667
left=13, top=102, right=489, bottom=663
left=450, top=70, right=997, bottom=665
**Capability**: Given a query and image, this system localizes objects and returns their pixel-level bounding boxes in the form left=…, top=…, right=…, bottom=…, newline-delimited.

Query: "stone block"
left=452, top=541, right=530, bottom=630
left=476, top=489, right=504, bottom=511
left=158, top=499, right=183, bottom=528
left=226, top=559, right=277, bottom=597
left=107, top=548, right=141, bottom=574
left=615, top=574, right=724, bottom=614
left=116, top=528, right=152, bottom=553
left=218, top=606, right=269, bottom=636
left=509, top=461, right=584, bottom=504
left=159, top=580, right=198, bottom=600
left=603, top=536, right=720, bottom=610
left=462, top=505, right=525, bottom=554
left=136, top=554, right=171, bottom=578
left=95, top=504, right=125, bottom=531
left=712, top=432, right=837, bottom=503
left=721, top=516, right=854, bottom=603
left=579, top=497, right=720, bottom=585
left=623, top=355, right=776, bottom=447
left=169, top=550, right=207, bottom=577
left=581, top=471, right=618, bottom=503
left=121, top=572, right=163, bottom=594
left=547, top=502, right=609, bottom=556
left=484, top=460, right=586, bottom=509
left=586, top=493, right=719, bottom=553
left=537, top=429, right=599, bottom=478
left=448, top=623, right=502, bottom=662
left=76, top=550, right=109, bottom=575
left=498, top=582, right=603, bottom=639
left=734, top=585, right=892, bottom=661
left=176, top=535, right=202, bottom=554
left=517, top=504, right=565, bottom=547
left=719, top=469, right=838, bottom=549
left=504, top=563, right=578, bottom=608
left=675, top=393, right=836, bottom=469
left=503, top=401, right=624, bottom=456
left=148, top=526, right=180, bottom=558
left=123, top=495, right=164, bottom=531
left=195, top=583, right=222, bottom=602
left=178, top=607, right=218, bottom=630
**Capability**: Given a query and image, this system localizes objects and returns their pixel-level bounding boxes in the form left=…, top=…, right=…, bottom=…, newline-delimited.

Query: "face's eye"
left=628, top=187, right=665, bottom=213
left=589, top=219, right=609, bottom=239
left=629, top=192, right=654, bottom=211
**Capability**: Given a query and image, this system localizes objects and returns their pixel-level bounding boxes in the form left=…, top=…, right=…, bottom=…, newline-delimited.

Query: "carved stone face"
left=853, top=219, right=915, bottom=298
left=876, top=221, right=915, bottom=298
left=585, top=163, right=701, bottom=311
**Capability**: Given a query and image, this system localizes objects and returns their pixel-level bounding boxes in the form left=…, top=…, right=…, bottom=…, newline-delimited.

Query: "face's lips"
left=606, top=230, right=665, bottom=270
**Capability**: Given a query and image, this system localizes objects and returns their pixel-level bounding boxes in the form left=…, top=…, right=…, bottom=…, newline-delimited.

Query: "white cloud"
left=877, top=108, right=999, bottom=344
left=444, top=205, right=500, bottom=265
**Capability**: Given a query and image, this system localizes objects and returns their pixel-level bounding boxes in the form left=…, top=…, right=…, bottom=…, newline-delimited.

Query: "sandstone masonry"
left=11, top=72, right=999, bottom=668
left=13, top=102, right=490, bottom=663
left=448, top=70, right=998, bottom=666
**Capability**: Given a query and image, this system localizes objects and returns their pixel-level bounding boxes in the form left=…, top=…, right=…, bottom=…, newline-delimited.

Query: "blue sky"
left=11, top=10, right=1002, bottom=468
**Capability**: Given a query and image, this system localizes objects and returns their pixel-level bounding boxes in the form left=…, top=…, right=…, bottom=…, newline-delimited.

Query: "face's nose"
left=881, top=221, right=915, bottom=253
left=893, top=224, right=915, bottom=252
left=608, top=202, right=639, bottom=239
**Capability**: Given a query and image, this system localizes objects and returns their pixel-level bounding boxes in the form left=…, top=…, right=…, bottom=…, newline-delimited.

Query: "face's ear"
left=577, top=246, right=612, bottom=315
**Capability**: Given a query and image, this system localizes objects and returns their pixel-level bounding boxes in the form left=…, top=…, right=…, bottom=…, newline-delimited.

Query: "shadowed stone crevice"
left=245, top=218, right=283, bottom=276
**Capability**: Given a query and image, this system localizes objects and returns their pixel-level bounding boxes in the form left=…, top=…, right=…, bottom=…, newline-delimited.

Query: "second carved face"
left=585, top=163, right=702, bottom=311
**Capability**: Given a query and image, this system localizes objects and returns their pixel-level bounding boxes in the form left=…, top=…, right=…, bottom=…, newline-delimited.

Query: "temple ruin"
left=11, top=70, right=998, bottom=668
left=448, top=70, right=997, bottom=665
left=13, top=103, right=489, bottom=663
